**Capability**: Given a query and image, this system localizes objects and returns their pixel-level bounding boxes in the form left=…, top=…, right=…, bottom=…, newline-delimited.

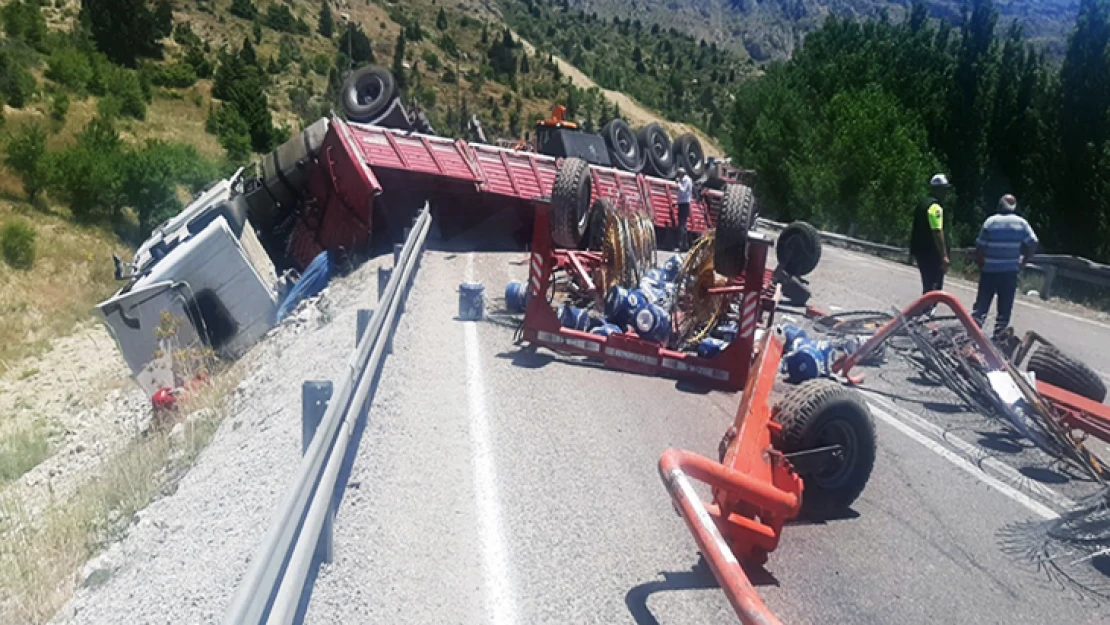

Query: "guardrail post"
left=1041, top=264, right=1056, bottom=301
left=302, top=381, right=335, bottom=564
left=393, top=243, right=403, bottom=265
left=357, top=308, right=372, bottom=344
left=378, top=266, right=392, bottom=301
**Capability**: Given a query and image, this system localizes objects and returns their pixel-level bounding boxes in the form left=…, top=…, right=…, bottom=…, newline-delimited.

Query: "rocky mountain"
left=567, top=0, right=1078, bottom=59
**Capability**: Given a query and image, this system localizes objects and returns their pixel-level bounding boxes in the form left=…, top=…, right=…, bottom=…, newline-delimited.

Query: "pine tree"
left=436, top=8, right=448, bottom=31
left=318, top=0, right=333, bottom=38
left=240, top=37, right=258, bottom=67
left=392, top=31, right=407, bottom=90
left=229, top=0, right=256, bottom=20
left=253, top=20, right=263, bottom=44
left=520, top=51, right=530, bottom=74
left=154, top=0, right=174, bottom=39
left=79, top=0, right=163, bottom=67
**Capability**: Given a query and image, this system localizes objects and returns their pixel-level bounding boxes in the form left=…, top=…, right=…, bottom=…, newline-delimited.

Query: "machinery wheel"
left=341, top=65, right=396, bottom=122
left=1027, top=347, right=1107, bottom=403
left=551, top=157, right=593, bottom=249
left=638, top=123, right=676, bottom=179
left=601, top=119, right=642, bottom=173
left=713, top=184, right=756, bottom=278
left=777, top=378, right=876, bottom=516
left=780, top=274, right=811, bottom=306
left=672, top=133, right=706, bottom=179
left=776, top=221, right=822, bottom=277
left=586, top=198, right=612, bottom=251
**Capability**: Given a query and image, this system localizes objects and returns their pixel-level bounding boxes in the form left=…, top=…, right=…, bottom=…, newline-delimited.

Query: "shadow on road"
left=625, top=558, right=780, bottom=625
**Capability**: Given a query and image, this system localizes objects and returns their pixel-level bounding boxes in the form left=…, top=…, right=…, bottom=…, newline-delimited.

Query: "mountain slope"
left=561, top=0, right=1078, bottom=60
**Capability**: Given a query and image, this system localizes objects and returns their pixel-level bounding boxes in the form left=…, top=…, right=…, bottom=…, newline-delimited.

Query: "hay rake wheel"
left=669, top=231, right=726, bottom=350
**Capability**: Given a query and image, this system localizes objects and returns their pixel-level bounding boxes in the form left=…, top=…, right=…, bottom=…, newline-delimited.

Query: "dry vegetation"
left=0, top=355, right=243, bottom=625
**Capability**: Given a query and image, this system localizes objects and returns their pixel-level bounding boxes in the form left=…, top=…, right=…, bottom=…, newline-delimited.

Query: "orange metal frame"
left=520, top=203, right=776, bottom=391
left=833, top=290, right=1110, bottom=443
left=658, top=329, right=801, bottom=625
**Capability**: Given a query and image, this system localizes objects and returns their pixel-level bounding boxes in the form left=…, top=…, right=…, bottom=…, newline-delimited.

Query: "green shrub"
left=97, top=94, right=122, bottom=119
left=0, top=52, right=36, bottom=109
left=1, top=220, right=36, bottom=270
left=422, top=50, right=441, bottom=71
left=173, top=21, right=202, bottom=48
left=312, top=53, right=330, bottom=76
left=4, top=122, right=48, bottom=200
left=46, top=47, right=93, bottom=90
left=123, top=140, right=212, bottom=237
left=264, top=5, right=308, bottom=35
left=150, top=62, right=198, bottom=88
left=185, top=46, right=213, bottom=79
left=1, top=1, right=47, bottom=51
left=51, top=92, right=69, bottom=121
left=46, top=116, right=125, bottom=223
left=229, top=0, right=256, bottom=21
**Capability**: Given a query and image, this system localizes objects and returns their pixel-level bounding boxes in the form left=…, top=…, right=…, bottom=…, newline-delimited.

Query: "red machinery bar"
left=833, top=290, right=1110, bottom=443
left=520, top=202, right=775, bottom=391
left=342, top=121, right=719, bottom=234
left=659, top=324, right=800, bottom=625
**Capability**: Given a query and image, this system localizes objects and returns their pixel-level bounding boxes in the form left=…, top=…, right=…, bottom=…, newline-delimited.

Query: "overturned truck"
left=99, top=65, right=745, bottom=396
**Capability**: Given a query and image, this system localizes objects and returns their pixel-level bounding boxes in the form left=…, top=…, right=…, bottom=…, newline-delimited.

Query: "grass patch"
left=0, top=363, right=243, bottom=625
left=0, top=422, right=50, bottom=485
left=0, top=200, right=127, bottom=367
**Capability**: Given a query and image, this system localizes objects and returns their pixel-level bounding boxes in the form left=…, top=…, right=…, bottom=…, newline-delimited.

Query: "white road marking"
left=865, top=393, right=1075, bottom=512
left=464, top=254, right=519, bottom=625
left=865, top=400, right=1060, bottom=520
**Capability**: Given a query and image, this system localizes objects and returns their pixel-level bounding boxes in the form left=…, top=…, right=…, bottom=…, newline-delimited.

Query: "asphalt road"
left=302, top=245, right=1110, bottom=624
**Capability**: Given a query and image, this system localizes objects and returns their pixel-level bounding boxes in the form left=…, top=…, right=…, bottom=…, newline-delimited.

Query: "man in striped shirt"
left=972, top=194, right=1038, bottom=338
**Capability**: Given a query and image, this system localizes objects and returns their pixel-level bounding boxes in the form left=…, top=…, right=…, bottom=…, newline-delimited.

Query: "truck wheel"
left=777, top=378, right=876, bottom=517
left=1027, top=347, right=1107, bottom=402
left=713, top=184, right=756, bottom=278
left=601, top=119, right=642, bottom=173
left=586, top=198, right=612, bottom=251
left=776, top=221, right=822, bottom=277
left=341, top=65, right=396, bottom=122
left=638, top=123, right=676, bottom=179
left=672, top=133, right=706, bottom=179
left=551, top=157, right=592, bottom=249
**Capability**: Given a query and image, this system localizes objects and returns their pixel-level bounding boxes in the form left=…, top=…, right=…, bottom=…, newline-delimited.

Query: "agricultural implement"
left=833, top=291, right=1110, bottom=471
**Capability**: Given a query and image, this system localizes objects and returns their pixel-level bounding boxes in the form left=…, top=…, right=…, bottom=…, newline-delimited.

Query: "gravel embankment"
left=50, top=256, right=387, bottom=625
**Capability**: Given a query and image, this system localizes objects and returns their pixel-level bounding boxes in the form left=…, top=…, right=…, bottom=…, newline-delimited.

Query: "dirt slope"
left=513, top=34, right=724, bottom=159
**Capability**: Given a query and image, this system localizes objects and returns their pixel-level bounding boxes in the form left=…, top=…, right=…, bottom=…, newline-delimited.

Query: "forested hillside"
left=730, top=0, right=1110, bottom=264
left=566, top=0, right=1079, bottom=60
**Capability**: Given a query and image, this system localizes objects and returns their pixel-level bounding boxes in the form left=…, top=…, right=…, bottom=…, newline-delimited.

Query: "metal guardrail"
left=223, top=203, right=432, bottom=625
left=756, top=217, right=1110, bottom=300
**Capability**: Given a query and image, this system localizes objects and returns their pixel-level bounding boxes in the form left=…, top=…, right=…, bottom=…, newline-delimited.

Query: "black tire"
left=776, top=221, right=822, bottom=277
left=341, top=65, right=396, bottom=122
left=586, top=198, right=612, bottom=251
left=551, top=158, right=592, bottom=249
left=1027, top=347, right=1107, bottom=403
left=777, top=378, right=876, bottom=516
left=672, top=133, right=706, bottom=179
left=638, top=123, right=676, bottom=179
left=780, top=274, right=811, bottom=306
left=601, top=119, right=642, bottom=173
left=713, top=184, right=756, bottom=278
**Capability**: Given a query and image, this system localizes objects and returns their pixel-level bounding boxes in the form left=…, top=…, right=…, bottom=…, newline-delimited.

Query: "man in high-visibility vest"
left=910, top=174, right=951, bottom=298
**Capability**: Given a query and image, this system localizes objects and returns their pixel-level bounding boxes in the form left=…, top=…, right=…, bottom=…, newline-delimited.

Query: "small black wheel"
left=586, top=198, right=612, bottom=251
left=601, top=119, right=642, bottom=173
left=638, top=123, right=676, bottom=179
left=776, top=378, right=876, bottom=517
left=776, top=221, right=822, bottom=277
left=713, top=184, right=756, bottom=278
left=341, top=65, right=397, bottom=122
left=550, top=157, right=592, bottom=249
left=672, top=133, right=706, bottom=179
left=1027, top=346, right=1107, bottom=402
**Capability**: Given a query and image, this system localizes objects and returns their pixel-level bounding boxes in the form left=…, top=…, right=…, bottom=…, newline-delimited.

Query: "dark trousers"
left=972, top=270, right=1018, bottom=337
left=917, top=258, right=945, bottom=294
left=677, top=202, right=690, bottom=251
